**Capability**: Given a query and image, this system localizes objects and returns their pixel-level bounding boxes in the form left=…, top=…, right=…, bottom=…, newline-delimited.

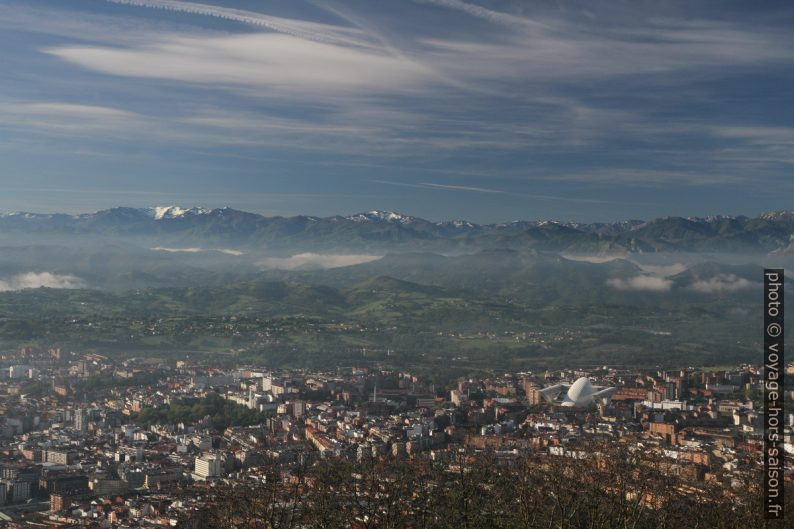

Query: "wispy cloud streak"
left=418, top=182, right=505, bottom=194
left=416, top=0, right=539, bottom=29
left=371, top=179, right=503, bottom=194
left=105, top=0, right=372, bottom=47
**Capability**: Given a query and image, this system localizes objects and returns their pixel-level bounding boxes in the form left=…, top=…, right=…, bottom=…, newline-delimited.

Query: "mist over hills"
left=0, top=206, right=782, bottom=369
left=0, top=206, right=787, bottom=297
left=0, top=248, right=765, bottom=370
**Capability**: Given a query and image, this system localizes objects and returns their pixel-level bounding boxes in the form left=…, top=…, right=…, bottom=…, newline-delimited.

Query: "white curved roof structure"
left=539, top=377, right=616, bottom=407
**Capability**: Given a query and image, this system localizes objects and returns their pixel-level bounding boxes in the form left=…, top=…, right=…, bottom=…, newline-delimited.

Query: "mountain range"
left=2, top=206, right=794, bottom=253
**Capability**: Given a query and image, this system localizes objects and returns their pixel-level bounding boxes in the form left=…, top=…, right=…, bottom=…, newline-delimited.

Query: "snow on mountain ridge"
left=347, top=210, right=418, bottom=224
left=759, top=211, right=794, bottom=221
left=437, top=219, right=478, bottom=229
left=148, top=206, right=212, bottom=220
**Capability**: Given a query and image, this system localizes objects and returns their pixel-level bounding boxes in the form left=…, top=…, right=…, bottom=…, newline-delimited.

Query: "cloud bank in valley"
left=606, top=275, right=673, bottom=292
left=561, top=255, right=621, bottom=264
left=0, top=272, right=86, bottom=291
left=637, top=263, right=688, bottom=277
left=564, top=257, right=688, bottom=278
left=690, top=274, right=755, bottom=293
left=152, top=247, right=245, bottom=256
left=258, top=253, right=381, bottom=270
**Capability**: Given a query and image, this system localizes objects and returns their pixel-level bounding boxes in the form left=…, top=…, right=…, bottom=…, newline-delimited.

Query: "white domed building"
left=538, top=377, right=616, bottom=407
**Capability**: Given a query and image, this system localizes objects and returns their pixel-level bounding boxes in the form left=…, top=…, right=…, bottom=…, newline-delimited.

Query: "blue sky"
left=0, top=0, right=792, bottom=222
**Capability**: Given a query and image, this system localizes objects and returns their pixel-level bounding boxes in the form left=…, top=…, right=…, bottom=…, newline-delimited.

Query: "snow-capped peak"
left=685, top=214, right=736, bottom=223
left=759, top=210, right=794, bottom=221
left=347, top=210, right=416, bottom=224
left=437, top=219, right=477, bottom=229
left=147, top=206, right=212, bottom=220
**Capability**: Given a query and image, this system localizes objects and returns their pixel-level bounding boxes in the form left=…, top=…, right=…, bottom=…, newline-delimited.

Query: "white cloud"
left=151, top=247, right=245, bottom=256
left=22, top=103, right=132, bottom=119
left=562, top=255, right=621, bottom=264
left=637, top=263, right=688, bottom=277
left=690, top=274, right=755, bottom=294
left=259, top=253, right=381, bottom=270
left=152, top=247, right=204, bottom=253
left=49, top=2, right=794, bottom=103
left=0, top=102, right=141, bottom=135
left=0, top=272, right=86, bottom=291
left=47, top=33, right=430, bottom=97
left=2, top=0, right=792, bottom=188
left=37, top=6, right=793, bottom=174
left=606, top=275, right=672, bottom=292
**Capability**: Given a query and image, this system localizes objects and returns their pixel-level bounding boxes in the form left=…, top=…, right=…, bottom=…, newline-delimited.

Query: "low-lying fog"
left=257, top=253, right=382, bottom=270
left=0, top=242, right=790, bottom=293
left=0, top=272, right=86, bottom=291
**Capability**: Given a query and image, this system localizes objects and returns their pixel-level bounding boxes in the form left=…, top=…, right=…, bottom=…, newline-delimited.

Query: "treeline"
left=82, top=372, right=163, bottom=391
left=134, top=393, right=271, bottom=431
left=178, top=443, right=791, bottom=529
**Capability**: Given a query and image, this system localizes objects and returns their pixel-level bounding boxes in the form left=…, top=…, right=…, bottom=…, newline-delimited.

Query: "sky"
left=0, top=0, right=792, bottom=223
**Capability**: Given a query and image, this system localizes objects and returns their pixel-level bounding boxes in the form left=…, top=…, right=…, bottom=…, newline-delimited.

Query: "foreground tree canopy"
left=178, top=443, right=791, bottom=529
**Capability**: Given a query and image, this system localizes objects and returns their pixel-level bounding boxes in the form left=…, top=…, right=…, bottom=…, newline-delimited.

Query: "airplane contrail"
left=104, top=0, right=374, bottom=48
left=416, top=0, right=547, bottom=30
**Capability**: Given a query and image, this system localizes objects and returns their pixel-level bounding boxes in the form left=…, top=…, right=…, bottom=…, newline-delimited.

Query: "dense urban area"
left=0, top=346, right=790, bottom=528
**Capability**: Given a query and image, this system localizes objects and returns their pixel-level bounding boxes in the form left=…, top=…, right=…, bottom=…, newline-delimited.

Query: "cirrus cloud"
left=46, top=32, right=430, bottom=97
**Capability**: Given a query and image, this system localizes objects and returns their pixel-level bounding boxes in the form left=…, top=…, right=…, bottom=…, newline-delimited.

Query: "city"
left=0, top=346, right=790, bottom=526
